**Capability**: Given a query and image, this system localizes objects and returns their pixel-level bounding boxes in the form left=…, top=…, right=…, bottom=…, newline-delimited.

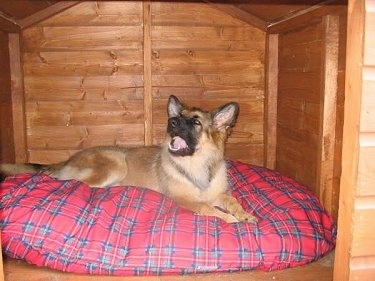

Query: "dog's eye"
left=193, top=117, right=201, bottom=126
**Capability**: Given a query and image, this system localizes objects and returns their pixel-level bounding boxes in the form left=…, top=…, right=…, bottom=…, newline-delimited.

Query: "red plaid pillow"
left=0, top=160, right=336, bottom=275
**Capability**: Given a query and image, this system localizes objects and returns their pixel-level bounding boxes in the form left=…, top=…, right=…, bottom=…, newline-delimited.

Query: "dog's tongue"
left=169, top=136, right=188, bottom=151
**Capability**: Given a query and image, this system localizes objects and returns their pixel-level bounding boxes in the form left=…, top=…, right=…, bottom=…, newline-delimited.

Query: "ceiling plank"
left=268, top=0, right=346, bottom=33
left=18, top=1, right=80, bottom=29
left=207, top=2, right=267, bottom=31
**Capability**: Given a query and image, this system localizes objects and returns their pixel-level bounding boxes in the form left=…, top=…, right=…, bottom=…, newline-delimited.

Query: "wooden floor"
left=3, top=251, right=334, bottom=281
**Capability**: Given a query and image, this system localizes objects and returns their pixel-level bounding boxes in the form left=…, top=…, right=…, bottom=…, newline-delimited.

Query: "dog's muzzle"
left=167, top=117, right=194, bottom=156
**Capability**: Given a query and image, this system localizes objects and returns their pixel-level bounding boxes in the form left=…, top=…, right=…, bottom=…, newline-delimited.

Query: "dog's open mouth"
left=168, top=136, right=189, bottom=155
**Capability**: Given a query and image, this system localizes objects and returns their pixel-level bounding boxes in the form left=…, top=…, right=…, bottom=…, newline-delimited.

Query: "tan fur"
left=0, top=96, right=256, bottom=223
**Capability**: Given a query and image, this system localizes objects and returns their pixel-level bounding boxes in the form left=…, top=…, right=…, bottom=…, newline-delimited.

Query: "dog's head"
left=166, top=95, right=239, bottom=157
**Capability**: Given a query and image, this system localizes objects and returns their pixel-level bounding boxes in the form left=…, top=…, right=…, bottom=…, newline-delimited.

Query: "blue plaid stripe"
left=22, top=221, right=35, bottom=232
left=39, top=224, right=53, bottom=235
left=85, top=262, right=98, bottom=272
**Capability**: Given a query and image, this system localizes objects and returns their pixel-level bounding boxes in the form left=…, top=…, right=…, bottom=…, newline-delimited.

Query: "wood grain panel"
left=352, top=203, right=375, bottom=256
left=152, top=87, right=263, bottom=101
left=0, top=31, right=15, bottom=162
left=276, top=21, right=323, bottom=193
left=152, top=25, right=262, bottom=42
left=26, top=100, right=144, bottom=126
left=151, top=50, right=262, bottom=74
left=18, top=1, right=79, bottom=28
left=152, top=39, right=263, bottom=51
left=26, top=88, right=144, bottom=102
left=25, top=100, right=144, bottom=114
left=152, top=2, right=242, bottom=27
left=27, top=124, right=144, bottom=150
left=361, top=67, right=375, bottom=131
left=276, top=126, right=319, bottom=189
left=24, top=75, right=144, bottom=89
left=334, top=0, right=365, bottom=280
left=278, top=20, right=322, bottom=44
left=8, top=34, right=27, bottom=162
left=225, top=144, right=265, bottom=166
left=143, top=0, right=152, bottom=145
left=330, top=7, right=347, bottom=222
left=23, top=50, right=143, bottom=76
left=279, top=41, right=322, bottom=72
left=364, top=2, right=375, bottom=65
left=317, top=15, right=339, bottom=217
left=21, top=1, right=145, bottom=163
left=19, top=1, right=266, bottom=165
left=349, top=255, right=375, bottom=280
left=358, top=145, right=375, bottom=196
left=353, top=12, right=375, bottom=279
left=277, top=12, right=343, bottom=219
left=152, top=74, right=263, bottom=88
left=277, top=98, right=320, bottom=131
left=41, top=1, right=142, bottom=26
left=278, top=72, right=321, bottom=101
left=264, top=34, right=278, bottom=169
left=22, top=26, right=143, bottom=51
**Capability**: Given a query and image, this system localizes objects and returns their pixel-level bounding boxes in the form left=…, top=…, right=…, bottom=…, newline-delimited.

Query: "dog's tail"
left=0, top=163, right=47, bottom=181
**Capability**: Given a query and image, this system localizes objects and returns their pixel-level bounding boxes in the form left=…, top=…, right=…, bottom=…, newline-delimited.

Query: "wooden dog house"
left=0, top=0, right=374, bottom=280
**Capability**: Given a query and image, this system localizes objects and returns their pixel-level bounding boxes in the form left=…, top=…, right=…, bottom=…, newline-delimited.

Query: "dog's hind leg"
left=47, top=149, right=128, bottom=188
left=51, top=165, right=126, bottom=188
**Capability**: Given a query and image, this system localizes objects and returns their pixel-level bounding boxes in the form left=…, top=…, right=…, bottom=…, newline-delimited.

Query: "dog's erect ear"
left=212, top=102, right=239, bottom=130
left=167, top=95, right=183, bottom=117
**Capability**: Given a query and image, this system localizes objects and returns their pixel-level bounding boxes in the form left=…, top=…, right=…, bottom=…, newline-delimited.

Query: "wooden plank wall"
left=0, top=30, right=15, bottom=162
left=334, top=0, right=375, bottom=280
left=9, top=34, right=28, bottom=163
left=20, top=1, right=265, bottom=165
left=274, top=9, right=346, bottom=219
left=22, top=1, right=145, bottom=163
left=150, top=2, right=265, bottom=163
left=332, top=10, right=347, bottom=222
left=277, top=21, right=324, bottom=192
left=349, top=0, right=375, bottom=278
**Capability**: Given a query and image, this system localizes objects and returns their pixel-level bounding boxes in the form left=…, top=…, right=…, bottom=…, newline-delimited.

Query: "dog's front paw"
left=234, top=211, right=257, bottom=224
left=222, top=214, right=239, bottom=223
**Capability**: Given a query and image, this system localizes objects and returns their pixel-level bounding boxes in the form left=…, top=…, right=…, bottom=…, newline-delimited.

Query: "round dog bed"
left=0, top=160, right=336, bottom=275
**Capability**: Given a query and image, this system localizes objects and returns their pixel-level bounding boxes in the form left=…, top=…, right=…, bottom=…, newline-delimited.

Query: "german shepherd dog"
left=0, top=95, right=256, bottom=223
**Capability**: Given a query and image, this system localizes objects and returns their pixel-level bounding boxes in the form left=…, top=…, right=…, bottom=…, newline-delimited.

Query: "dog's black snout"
left=168, top=117, right=180, bottom=128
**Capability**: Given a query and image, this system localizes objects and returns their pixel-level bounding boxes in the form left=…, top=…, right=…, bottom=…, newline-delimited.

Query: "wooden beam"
left=8, top=33, right=28, bottom=163
left=268, top=0, right=344, bottom=34
left=143, top=0, right=153, bottom=146
left=207, top=2, right=267, bottom=31
left=317, top=14, right=340, bottom=217
left=264, top=34, right=278, bottom=169
left=18, top=1, right=80, bottom=28
left=0, top=11, right=20, bottom=32
left=333, top=0, right=364, bottom=279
